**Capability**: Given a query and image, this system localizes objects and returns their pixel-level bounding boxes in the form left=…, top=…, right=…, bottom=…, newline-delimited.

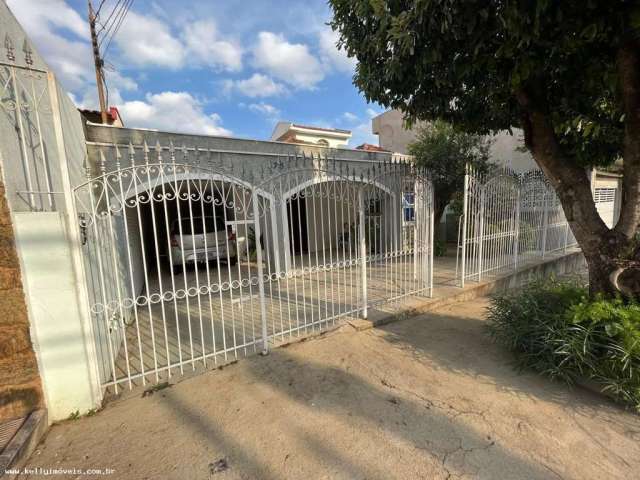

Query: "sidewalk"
left=19, top=297, right=640, bottom=479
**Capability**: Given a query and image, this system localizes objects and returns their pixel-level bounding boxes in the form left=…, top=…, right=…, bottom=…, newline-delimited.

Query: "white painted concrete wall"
left=13, top=212, right=100, bottom=421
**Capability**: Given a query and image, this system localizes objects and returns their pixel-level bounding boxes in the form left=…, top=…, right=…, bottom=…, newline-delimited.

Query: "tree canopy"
left=329, top=0, right=640, bottom=297
left=408, top=120, right=491, bottom=224
left=330, top=1, right=635, bottom=167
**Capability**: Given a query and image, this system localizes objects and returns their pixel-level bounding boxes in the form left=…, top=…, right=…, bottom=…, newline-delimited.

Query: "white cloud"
left=366, top=108, right=381, bottom=119
left=252, top=32, right=324, bottom=89
left=7, top=0, right=138, bottom=105
left=7, top=0, right=93, bottom=91
left=318, top=27, right=356, bottom=74
left=247, top=102, right=280, bottom=118
left=182, top=20, right=243, bottom=72
left=115, top=11, right=185, bottom=69
left=342, top=112, right=359, bottom=123
left=226, top=73, right=286, bottom=98
left=118, top=91, right=231, bottom=136
left=7, top=0, right=86, bottom=38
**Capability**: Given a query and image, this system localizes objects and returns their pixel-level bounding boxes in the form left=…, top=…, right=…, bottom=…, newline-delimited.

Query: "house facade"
left=271, top=122, right=352, bottom=148
left=371, top=109, right=623, bottom=231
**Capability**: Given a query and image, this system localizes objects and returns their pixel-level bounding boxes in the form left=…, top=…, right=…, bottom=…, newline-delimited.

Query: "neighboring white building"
left=271, top=122, right=352, bottom=148
left=372, top=109, right=623, bottom=232
left=371, top=109, right=536, bottom=172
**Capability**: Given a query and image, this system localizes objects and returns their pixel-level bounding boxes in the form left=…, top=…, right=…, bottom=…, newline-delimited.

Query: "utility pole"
left=88, top=0, right=108, bottom=124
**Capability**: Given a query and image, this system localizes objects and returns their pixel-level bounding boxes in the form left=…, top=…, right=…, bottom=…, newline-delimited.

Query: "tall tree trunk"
left=433, top=193, right=449, bottom=226
left=516, top=51, right=640, bottom=299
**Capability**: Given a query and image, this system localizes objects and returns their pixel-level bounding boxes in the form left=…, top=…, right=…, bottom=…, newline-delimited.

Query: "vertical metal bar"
left=173, top=148, right=195, bottom=366
left=29, top=74, right=54, bottom=210
left=10, top=66, right=36, bottom=208
left=429, top=180, right=434, bottom=298
left=229, top=181, right=247, bottom=355
left=460, top=164, right=469, bottom=288
left=249, top=189, right=262, bottom=352
left=320, top=176, right=330, bottom=323
left=160, top=145, right=183, bottom=374
left=149, top=145, right=172, bottom=374
left=358, top=187, right=367, bottom=318
left=309, top=177, right=321, bottom=327
left=195, top=172, right=217, bottom=363
left=99, top=152, right=133, bottom=388
left=119, top=146, right=146, bottom=384
left=477, top=188, right=485, bottom=282
left=209, top=178, right=228, bottom=361
left=287, top=176, right=302, bottom=336
left=252, top=189, right=269, bottom=353
left=514, top=187, right=521, bottom=269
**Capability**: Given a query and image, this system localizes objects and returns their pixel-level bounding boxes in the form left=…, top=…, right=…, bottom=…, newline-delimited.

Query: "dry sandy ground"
left=20, top=298, right=640, bottom=479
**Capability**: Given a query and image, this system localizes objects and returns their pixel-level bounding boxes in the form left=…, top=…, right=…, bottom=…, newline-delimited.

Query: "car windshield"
left=173, top=217, right=225, bottom=235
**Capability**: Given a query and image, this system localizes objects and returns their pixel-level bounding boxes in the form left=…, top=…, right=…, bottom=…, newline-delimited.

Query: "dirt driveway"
left=21, top=298, right=640, bottom=479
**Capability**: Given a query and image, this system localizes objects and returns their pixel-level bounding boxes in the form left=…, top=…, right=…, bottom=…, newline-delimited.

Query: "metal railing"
left=73, top=144, right=435, bottom=392
left=457, top=165, right=578, bottom=287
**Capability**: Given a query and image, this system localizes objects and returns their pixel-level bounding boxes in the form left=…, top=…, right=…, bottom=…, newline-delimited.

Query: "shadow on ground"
left=20, top=299, right=640, bottom=480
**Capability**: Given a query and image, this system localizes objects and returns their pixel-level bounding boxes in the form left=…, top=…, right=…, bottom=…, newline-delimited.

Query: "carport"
left=75, top=135, right=434, bottom=394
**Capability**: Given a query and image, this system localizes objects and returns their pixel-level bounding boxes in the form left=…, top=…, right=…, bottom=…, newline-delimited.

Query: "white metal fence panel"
left=74, top=146, right=434, bottom=392
left=457, top=165, right=578, bottom=287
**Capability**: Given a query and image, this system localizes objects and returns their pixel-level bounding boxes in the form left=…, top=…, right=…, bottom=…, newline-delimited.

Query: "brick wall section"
left=0, top=172, right=43, bottom=421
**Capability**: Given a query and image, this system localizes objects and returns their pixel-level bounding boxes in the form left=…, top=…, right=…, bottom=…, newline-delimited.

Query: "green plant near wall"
left=487, top=278, right=640, bottom=411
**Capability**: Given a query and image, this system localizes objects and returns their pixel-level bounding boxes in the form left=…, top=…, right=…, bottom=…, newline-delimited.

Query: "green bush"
left=434, top=240, right=447, bottom=257
left=486, top=278, right=640, bottom=411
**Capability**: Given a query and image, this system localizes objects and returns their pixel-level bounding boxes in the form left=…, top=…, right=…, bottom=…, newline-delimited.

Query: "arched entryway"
left=73, top=162, right=273, bottom=392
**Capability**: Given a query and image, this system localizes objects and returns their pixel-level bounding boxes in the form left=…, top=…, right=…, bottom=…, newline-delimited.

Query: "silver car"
left=169, top=216, right=237, bottom=270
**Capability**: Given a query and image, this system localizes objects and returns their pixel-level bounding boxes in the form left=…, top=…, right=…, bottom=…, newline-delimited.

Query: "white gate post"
left=541, top=191, right=548, bottom=258
left=358, top=187, right=367, bottom=319
left=429, top=198, right=434, bottom=298
left=477, top=189, right=485, bottom=282
left=251, top=190, right=269, bottom=353
left=514, top=188, right=521, bottom=270
left=459, top=164, right=470, bottom=288
left=46, top=72, right=102, bottom=413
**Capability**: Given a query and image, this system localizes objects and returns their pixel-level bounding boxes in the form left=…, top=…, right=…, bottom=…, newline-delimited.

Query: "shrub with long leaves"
left=487, top=278, right=640, bottom=411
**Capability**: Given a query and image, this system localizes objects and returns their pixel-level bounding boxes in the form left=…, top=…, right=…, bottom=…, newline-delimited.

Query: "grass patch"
left=486, top=278, right=640, bottom=411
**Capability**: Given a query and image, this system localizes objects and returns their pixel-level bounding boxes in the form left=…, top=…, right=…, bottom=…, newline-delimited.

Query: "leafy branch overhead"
left=330, top=0, right=640, bottom=298
left=331, top=1, right=633, bottom=167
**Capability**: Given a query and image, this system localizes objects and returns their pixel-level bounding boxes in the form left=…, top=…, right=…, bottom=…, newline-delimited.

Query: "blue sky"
left=8, top=0, right=383, bottom=146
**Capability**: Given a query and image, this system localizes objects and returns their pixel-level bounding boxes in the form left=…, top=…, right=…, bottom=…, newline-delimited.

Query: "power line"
left=101, top=0, right=134, bottom=57
left=98, top=0, right=128, bottom=47
left=94, top=0, right=109, bottom=17
left=97, top=0, right=123, bottom=34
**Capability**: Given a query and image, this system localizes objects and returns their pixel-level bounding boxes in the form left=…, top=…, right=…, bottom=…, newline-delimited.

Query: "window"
left=594, top=187, right=616, bottom=204
left=403, top=192, right=415, bottom=222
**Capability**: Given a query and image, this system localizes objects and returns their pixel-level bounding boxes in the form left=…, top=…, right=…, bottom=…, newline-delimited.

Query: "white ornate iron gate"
left=457, top=164, right=578, bottom=287
left=74, top=146, right=434, bottom=392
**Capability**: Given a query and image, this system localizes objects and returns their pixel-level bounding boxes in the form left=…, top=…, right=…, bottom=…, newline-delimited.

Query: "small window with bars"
left=594, top=188, right=616, bottom=203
